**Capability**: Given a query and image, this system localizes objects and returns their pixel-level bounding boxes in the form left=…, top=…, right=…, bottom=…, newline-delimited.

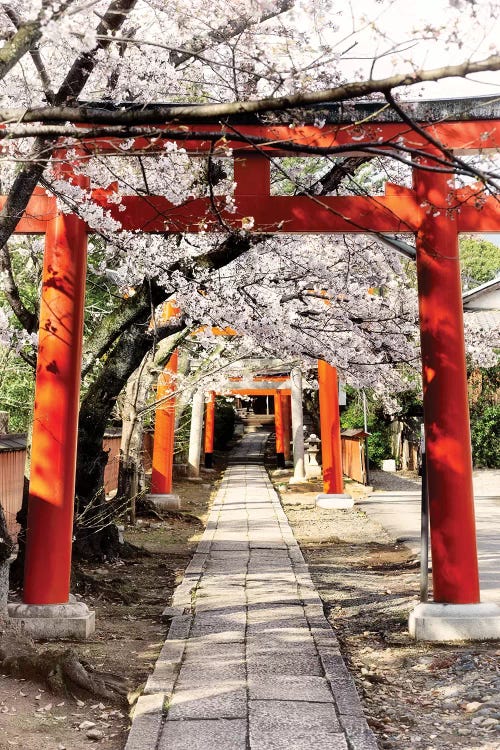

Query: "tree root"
left=0, top=619, right=129, bottom=704
left=72, top=567, right=136, bottom=605
left=136, top=496, right=202, bottom=525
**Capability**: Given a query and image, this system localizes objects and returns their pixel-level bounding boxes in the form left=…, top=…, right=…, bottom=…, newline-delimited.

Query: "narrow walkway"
left=126, top=433, right=377, bottom=750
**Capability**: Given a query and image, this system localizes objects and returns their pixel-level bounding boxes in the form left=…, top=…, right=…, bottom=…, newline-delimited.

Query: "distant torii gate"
left=4, top=98, right=500, bottom=640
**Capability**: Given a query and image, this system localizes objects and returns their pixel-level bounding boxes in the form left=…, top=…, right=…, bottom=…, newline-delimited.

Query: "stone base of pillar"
left=8, top=597, right=95, bottom=640
left=289, top=475, right=307, bottom=485
left=173, top=463, right=188, bottom=478
left=147, top=493, right=181, bottom=510
left=409, top=602, right=500, bottom=641
left=315, top=493, right=354, bottom=509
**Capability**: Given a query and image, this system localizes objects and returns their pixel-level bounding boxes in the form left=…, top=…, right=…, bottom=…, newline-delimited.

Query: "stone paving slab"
left=125, top=432, right=378, bottom=749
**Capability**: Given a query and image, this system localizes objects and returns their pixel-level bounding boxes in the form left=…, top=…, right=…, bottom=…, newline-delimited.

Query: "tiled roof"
left=0, top=433, right=27, bottom=452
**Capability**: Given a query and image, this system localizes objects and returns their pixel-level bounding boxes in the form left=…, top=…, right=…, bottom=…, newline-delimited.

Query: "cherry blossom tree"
left=1, top=0, right=499, bottom=562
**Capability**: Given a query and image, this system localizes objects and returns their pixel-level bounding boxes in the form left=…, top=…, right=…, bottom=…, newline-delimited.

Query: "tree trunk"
left=116, top=354, right=153, bottom=520
left=74, top=320, right=189, bottom=560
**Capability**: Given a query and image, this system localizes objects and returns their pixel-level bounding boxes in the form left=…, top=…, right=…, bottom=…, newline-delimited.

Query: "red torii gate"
left=4, top=104, right=500, bottom=639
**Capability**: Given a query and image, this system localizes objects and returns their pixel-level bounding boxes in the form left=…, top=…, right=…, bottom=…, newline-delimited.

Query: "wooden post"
left=317, top=360, right=344, bottom=495
left=414, top=162, right=479, bottom=604
left=204, top=391, right=216, bottom=468
left=151, top=350, right=179, bottom=494
left=24, top=208, right=87, bottom=604
left=274, top=391, right=285, bottom=468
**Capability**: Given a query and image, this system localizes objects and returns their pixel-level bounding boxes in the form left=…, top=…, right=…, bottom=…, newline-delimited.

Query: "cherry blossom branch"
left=1, top=54, right=499, bottom=126
left=0, top=0, right=139, bottom=332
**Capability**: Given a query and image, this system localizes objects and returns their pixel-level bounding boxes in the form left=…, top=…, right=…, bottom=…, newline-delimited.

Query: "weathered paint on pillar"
left=290, top=367, right=306, bottom=481
left=317, top=360, right=344, bottom=494
left=273, top=392, right=285, bottom=468
left=151, top=349, right=179, bottom=494
left=282, top=394, right=292, bottom=462
left=204, top=391, right=216, bottom=468
left=188, top=390, right=205, bottom=478
left=414, top=161, right=480, bottom=604
left=24, top=207, right=87, bottom=605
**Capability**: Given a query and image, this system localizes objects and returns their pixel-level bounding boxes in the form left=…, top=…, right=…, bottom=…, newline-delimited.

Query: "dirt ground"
left=0, top=473, right=218, bottom=750
left=271, top=468, right=500, bottom=750
left=1, top=449, right=499, bottom=750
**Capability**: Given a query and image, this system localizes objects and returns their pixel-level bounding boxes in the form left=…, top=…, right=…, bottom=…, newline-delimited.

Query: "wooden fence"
left=0, top=432, right=126, bottom=537
left=341, top=430, right=368, bottom=485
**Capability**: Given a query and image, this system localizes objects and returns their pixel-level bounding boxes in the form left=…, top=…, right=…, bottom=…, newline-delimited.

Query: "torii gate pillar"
left=410, top=164, right=500, bottom=640
left=148, top=348, right=180, bottom=509
left=289, top=367, right=306, bottom=483
left=188, top=390, right=205, bottom=479
left=316, top=361, right=353, bottom=509
left=282, top=394, right=292, bottom=462
left=273, top=391, right=286, bottom=468
left=8, top=205, right=95, bottom=639
left=204, top=391, right=216, bottom=468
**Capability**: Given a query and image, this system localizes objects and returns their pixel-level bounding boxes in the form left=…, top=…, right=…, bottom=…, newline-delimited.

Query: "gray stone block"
left=167, top=684, right=247, bottom=720
left=125, top=693, right=166, bottom=750
left=320, top=654, right=365, bottom=717
left=143, top=660, right=179, bottom=696
left=156, top=638, right=186, bottom=667
left=338, top=716, right=380, bottom=750
left=166, top=614, right=192, bottom=641
left=248, top=675, right=334, bottom=702
left=160, top=718, right=247, bottom=750
left=249, top=700, right=346, bottom=749
left=247, top=648, right=323, bottom=677
left=8, top=599, right=95, bottom=640
left=191, top=608, right=246, bottom=635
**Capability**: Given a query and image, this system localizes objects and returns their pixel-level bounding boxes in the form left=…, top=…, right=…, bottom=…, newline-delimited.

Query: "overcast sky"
left=332, top=0, right=500, bottom=99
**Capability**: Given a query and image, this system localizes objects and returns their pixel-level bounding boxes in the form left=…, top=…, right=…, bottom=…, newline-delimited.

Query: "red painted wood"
left=281, top=394, right=292, bottom=461
left=74, top=119, right=500, bottom=155
left=89, top=193, right=420, bottom=234
left=274, top=393, right=285, bottom=454
left=23, top=206, right=88, bottom=605
left=151, top=349, right=178, bottom=495
left=204, top=391, right=216, bottom=455
left=234, top=154, right=270, bottom=195
left=317, top=360, right=344, bottom=495
left=414, top=162, right=480, bottom=604
left=2, top=187, right=498, bottom=237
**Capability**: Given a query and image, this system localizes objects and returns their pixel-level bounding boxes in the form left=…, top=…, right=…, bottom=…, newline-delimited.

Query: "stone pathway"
left=125, top=433, right=377, bottom=750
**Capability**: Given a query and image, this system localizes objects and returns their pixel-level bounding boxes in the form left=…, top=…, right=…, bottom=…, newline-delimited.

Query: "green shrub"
left=470, top=404, right=500, bottom=468
left=340, top=393, right=393, bottom=469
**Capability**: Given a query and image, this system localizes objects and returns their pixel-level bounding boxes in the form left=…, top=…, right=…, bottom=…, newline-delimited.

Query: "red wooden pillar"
left=204, top=391, right=216, bottom=468
left=282, top=394, right=292, bottom=462
left=23, top=206, right=87, bottom=605
left=151, top=349, right=179, bottom=494
left=414, top=162, right=480, bottom=604
left=234, top=153, right=271, bottom=198
left=317, top=360, right=344, bottom=495
left=274, top=391, right=285, bottom=468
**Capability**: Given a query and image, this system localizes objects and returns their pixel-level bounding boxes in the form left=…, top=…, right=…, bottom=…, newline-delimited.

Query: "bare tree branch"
left=0, top=2, right=74, bottom=83
left=1, top=54, right=499, bottom=126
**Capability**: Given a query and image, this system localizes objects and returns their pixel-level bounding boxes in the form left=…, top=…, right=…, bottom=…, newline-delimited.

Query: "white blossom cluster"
left=0, top=0, right=499, bottom=402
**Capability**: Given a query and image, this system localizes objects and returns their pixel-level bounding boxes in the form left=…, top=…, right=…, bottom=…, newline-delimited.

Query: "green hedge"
left=470, top=404, right=500, bottom=468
